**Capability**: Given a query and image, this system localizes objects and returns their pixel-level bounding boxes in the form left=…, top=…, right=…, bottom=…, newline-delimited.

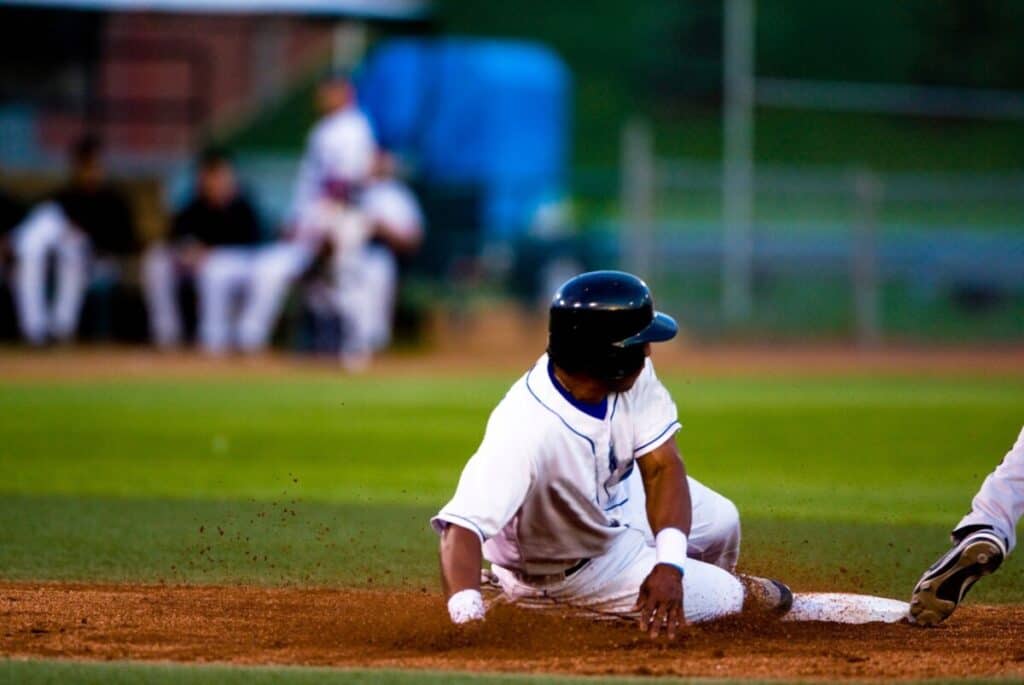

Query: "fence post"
left=722, top=0, right=756, bottom=323
left=621, top=118, right=654, bottom=278
left=851, top=170, right=883, bottom=346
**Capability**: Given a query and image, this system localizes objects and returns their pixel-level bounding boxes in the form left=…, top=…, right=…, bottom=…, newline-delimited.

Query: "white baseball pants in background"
left=12, top=202, right=89, bottom=344
left=143, top=245, right=259, bottom=353
left=334, top=244, right=397, bottom=358
left=236, top=241, right=315, bottom=352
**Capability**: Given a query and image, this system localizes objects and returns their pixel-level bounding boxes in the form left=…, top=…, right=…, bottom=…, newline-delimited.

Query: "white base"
left=782, top=592, right=909, bottom=624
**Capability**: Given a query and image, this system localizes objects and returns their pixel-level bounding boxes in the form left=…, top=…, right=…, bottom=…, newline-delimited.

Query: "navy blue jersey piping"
left=525, top=367, right=597, bottom=455
left=546, top=361, right=607, bottom=420
left=436, top=512, right=488, bottom=541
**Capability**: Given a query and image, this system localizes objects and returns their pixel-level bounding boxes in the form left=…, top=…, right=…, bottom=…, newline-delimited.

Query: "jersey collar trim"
left=546, top=360, right=608, bottom=420
left=524, top=357, right=598, bottom=454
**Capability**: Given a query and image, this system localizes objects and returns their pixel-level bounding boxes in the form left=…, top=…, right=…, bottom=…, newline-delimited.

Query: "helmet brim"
left=614, top=311, right=678, bottom=347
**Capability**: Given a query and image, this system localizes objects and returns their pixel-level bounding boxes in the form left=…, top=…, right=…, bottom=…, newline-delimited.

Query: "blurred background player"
left=143, top=147, right=263, bottom=353
left=11, top=136, right=136, bottom=345
left=238, top=71, right=377, bottom=354
left=333, top=150, right=424, bottom=370
left=910, top=425, right=1024, bottom=626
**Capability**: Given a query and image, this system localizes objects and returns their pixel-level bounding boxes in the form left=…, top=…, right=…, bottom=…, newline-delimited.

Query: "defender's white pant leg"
left=50, top=229, right=89, bottom=341
left=12, top=203, right=74, bottom=344
left=492, top=527, right=745, bottom=623
left=335, top=246, right=397, bottom=356
left=687, top=477, right=742, bottom=571
left=624, top=470, right=742, bottom=571
left=236, top=242, right=314, bottom=352
left=142, top=245, right=182, bottom=347
left=195, top=247, right=253, bottom=354
left=956, top=425, right=1024, bottom=553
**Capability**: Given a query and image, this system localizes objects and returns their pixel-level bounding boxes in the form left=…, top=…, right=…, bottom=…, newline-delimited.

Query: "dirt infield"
left=3, top=583, right=1024, bottom=680
left=2, top=342, right=1024, bottom=382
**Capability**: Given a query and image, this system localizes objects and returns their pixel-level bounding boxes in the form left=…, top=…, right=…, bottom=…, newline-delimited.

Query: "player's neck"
left=551, top=364, right=608, bottom=405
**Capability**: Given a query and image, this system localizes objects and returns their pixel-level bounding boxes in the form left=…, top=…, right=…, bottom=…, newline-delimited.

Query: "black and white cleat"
left=909, top=529, right=1006, bottom=627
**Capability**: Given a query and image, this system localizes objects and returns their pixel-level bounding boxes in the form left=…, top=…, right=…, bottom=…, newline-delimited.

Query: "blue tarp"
left=356, top=38, right=571, bottom=241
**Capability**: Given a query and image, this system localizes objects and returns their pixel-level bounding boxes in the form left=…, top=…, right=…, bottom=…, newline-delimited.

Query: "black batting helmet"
left=547, top=270, right=678, bottom=382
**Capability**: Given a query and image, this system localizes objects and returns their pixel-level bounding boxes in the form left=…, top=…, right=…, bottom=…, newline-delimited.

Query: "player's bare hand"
left=636, top=563, right=684, bottom=639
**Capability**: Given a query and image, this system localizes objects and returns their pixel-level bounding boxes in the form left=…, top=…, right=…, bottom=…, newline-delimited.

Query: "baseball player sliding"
left=910, top=425, right=1023, bottom=625
left=432, top=271, right=793, bottom=637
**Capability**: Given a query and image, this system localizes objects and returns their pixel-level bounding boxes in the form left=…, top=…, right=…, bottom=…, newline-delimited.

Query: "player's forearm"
left=644, top=454, right=692, bottom=536
left=438, top=523, right=483, bottom=597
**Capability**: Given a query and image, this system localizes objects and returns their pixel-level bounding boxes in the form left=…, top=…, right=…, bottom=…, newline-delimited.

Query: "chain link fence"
left=610, top=124, right=1024, bottom=342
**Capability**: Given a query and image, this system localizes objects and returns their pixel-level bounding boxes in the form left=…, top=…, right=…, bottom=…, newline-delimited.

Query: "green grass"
left=0, top=659, right=1012, bottom=685
left=1, top=371, right=1022, bottom=681
left=1, top=374, right=1022, bottom=595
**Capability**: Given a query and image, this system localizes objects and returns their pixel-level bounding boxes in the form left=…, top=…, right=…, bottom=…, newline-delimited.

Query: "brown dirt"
left=2, top=582, right=1024, bottom=680
left=1, top=342, right=1023, bottom=383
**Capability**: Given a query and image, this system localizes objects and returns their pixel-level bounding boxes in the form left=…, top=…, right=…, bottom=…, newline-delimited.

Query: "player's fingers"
left=647, top=604, right=660, bottom=639
left=635, top=588, right=651, bottom=631
left=639, top=601, right=651, bottom=633
left=666, top=602, right=683, bottom=640
left=648, top=601, right=667, bottom=639
left=639, top=598, right=657, bottom=633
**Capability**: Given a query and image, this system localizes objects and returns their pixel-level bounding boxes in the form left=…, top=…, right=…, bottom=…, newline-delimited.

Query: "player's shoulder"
left=485, top=363, right=567, bottom=438
left=625, top=358, right=660, bottom=394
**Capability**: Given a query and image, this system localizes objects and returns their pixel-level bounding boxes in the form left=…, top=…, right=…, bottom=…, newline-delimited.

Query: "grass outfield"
left=1, top=370, right=1023, bottom=682
left=0, top=660, right=1009, bottom=685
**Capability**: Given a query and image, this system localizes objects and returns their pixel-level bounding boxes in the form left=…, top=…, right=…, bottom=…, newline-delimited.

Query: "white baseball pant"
left=143, top=245, right=260, bottom=353
left=235, top=241, right=316, bottom=352
left=334, top=244, right=397, bottom=358
left=142, top=244, right=181, bottom=348
left=491, top=476, right=745, bottom=623
left=12, top=202, right=89, bottom=344
left=955, top=425, right=1024, bottom=553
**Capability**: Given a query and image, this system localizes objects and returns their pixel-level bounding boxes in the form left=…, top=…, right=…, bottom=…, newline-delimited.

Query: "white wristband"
left=655, top=527, right=688, bottom=575
left=447, top=589, right=486, bottom=624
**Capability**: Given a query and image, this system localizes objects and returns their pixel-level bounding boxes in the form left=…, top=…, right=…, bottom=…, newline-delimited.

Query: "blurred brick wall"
left=38, top=13, right=334, bottom=157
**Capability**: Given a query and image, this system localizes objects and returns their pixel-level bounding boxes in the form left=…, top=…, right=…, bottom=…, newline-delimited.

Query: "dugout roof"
left=0, top=0, right=430, bottom=20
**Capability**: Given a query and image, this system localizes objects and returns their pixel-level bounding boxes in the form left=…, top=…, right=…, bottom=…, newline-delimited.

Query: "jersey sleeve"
left=363, top=184, right=424, bottom=243
left=631, top=360, right=681, bottom=457
left=431, top=404, right=537, bottom=542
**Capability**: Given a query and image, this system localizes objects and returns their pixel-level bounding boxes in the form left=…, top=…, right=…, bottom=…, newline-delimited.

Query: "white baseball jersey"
left=432, top=354, right=680, bottom=575
left=957, top=424, right=1024, bottom=552
left=290, top=105, right=376, bottom=222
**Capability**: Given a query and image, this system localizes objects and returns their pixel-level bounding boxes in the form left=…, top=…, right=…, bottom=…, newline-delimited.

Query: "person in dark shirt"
left=0, top=187, right=26, bottom=240
left=143, top=147, right=263, bottom=351
left=0, top=187, right=26, bottom=315
left=11, top=135, right=138, bottom=344
left=0, top=185, right=26, bottom=260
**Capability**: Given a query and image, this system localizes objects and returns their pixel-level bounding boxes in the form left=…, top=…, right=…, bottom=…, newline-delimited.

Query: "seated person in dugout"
left=11, top=135, right=137, bottom=345
left=433, top=270, right=912, bottom=634
left=0, top=182, right=26, bottom=279
left=143, top=147, right=263, bottom=353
